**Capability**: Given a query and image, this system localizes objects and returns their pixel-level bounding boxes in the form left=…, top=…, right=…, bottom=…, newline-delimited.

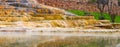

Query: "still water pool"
left=0, top=32, right=120, bottom=47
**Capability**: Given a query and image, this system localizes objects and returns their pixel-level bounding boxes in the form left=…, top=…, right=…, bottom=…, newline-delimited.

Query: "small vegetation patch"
left=67, top=10, right=120, bottom=23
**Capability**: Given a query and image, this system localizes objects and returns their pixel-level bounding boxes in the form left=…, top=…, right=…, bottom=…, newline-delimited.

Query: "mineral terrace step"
left=0, top=27, right=119, bottom=32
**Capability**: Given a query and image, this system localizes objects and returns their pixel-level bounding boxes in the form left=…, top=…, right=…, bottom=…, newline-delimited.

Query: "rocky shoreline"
left=0, top=27, right=119, bottom=37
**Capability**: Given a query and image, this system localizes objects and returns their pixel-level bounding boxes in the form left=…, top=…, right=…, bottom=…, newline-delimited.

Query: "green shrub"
left=67, top=10, right=120, bottom=23
left=67, top=10, right=85, bottom=16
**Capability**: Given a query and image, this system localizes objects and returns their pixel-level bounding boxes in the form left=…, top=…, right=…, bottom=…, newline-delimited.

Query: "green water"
left=0, top=35, right=120, bottom=47
left=38, top=36, right=120, bottom=47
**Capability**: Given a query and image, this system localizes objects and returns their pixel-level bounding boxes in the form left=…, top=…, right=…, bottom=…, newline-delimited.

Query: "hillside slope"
left=37, top=0, right=120, bottom=15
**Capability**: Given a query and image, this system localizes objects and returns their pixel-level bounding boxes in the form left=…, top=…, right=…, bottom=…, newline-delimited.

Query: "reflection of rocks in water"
left=116, top=43, right=120, bottom=47
left=0, top=36, right=120, bottom=47
left=97, top=37, right=119, bottom=47
left=0, top=36, right=63, bottom=47
left=37, top=36, right=120, bottom=47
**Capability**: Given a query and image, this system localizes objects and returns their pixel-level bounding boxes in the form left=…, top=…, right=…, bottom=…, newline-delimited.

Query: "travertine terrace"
left=0, top=0, right=119, bottom=32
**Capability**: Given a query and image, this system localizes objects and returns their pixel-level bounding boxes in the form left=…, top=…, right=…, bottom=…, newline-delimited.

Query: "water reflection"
left=0, top=33, right=120, bottom=47
left=37, top=36, right=120, bottom=47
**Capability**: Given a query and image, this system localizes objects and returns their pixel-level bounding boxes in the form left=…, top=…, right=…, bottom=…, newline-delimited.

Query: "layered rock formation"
left=0, top=0, right=115, bottom=32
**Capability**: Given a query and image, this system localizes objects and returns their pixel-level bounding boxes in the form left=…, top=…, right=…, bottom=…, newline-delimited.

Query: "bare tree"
left=95, top=0, right=119, bottom=23
left=118, top=0, right=120, bottom=6
left=107, top=0, right=119, bottom=23
left=96, top=0, right=109, bottom=20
